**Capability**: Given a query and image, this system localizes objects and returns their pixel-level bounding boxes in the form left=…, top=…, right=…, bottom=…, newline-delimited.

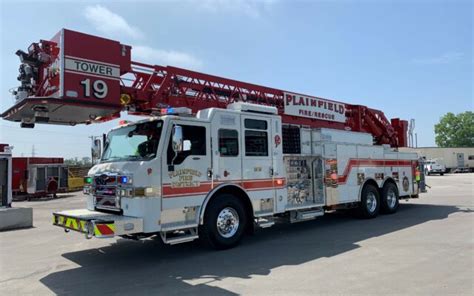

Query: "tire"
left=357, top=184, right=380, bottom=219
left=440, top=173, right=444, bottom=176
left=380, top=182, right=399, bottom=214
left=200, top=194, right=247, bottom=250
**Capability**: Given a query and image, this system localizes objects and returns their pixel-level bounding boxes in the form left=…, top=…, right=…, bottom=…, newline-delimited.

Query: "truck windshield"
left=101, top=120, right=163, bottom=162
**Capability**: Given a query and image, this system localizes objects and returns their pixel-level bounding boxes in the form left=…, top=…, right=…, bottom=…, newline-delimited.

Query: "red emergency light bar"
left=1, top=29, right=408, bottom=147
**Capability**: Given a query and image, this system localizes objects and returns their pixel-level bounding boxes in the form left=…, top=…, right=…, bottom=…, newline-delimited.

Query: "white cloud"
left=412, top=52, right=464, bottom=65
left=198, top=0, right=277, bottom=18
left=83, top=5, right=204, bottom=69
left=84, top=5, right=143, bottom=39
left=133, top=45, right=203, bottom=70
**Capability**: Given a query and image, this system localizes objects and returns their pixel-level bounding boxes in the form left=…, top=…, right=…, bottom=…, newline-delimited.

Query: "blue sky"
left=0, top=0, right=472, bottom=158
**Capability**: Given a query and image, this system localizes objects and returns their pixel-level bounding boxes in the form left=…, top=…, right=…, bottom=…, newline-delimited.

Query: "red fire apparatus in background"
left=12, top=157, right=68, bottom=198
left=1, top=29, right=423, bottom=249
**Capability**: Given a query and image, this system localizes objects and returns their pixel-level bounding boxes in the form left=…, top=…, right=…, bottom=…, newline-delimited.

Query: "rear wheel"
left=358, top=184, right=380, bottom=218
left=200, top=194, right=247, bottom=250
left=381, top=182, right=399, bottom=214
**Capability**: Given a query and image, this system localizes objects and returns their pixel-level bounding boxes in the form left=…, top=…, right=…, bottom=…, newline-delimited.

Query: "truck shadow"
left=40, top=203, right=459, bottom=295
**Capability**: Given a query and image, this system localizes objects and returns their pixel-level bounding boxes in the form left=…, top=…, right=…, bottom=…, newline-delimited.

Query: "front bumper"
left=52, top=209, right=143, bottom=238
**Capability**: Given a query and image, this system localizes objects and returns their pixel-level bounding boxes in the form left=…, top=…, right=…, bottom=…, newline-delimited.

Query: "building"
left=399, top=147, right=474, bottom=172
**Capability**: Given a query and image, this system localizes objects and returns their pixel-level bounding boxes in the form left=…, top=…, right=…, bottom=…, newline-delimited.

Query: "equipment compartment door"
left=285, top=156, right=324, bottom=208
left=36, top=167, right=46, bottom=191
left=312, top=157, right=325, bottom=205
left=60, top=167, right=68, bottom=188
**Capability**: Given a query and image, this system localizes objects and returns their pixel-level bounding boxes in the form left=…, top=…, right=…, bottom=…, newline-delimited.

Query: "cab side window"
left=219, top=129, right=239, bottom=156
left=244, top=119, right=268, bottom=157
left=167, top=125, right=206, bottom=165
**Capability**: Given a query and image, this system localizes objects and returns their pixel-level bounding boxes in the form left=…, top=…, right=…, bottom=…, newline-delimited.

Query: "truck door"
left=162, top=121, right=211, bottom=199
left=457, top=153, right=464, bottom=168
left=212, top=113, right=242, bottom=183
left=241, top=116, right=274, bottom=191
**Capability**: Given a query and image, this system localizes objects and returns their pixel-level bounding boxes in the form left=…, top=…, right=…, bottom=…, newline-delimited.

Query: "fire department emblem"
left=274, top=135, right=281, bottom=147
left=402, top=176, right=409, bottom=192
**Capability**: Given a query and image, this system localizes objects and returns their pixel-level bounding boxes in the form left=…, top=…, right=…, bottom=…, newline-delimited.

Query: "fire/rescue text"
left=284, top=92, right=347, bottom=123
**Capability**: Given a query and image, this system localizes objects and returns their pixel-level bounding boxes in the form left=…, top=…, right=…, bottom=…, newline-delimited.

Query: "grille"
left=93, top=174, right=119, bottom=210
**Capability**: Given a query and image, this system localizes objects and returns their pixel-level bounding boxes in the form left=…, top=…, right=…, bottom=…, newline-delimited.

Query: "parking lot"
left=0, top=174, right=473, bottom=295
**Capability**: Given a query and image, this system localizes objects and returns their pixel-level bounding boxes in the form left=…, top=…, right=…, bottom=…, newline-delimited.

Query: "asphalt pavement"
left=0, top=174, right=473, bottom=295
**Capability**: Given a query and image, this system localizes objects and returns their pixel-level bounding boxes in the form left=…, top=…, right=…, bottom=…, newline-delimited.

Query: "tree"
left=434, top=111, right=474, bottom=147
left=64, top=157, right=92, bottom=167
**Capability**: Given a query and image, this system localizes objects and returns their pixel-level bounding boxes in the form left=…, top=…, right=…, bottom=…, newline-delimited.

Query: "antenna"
left=408, top=119, right=415, bottom=147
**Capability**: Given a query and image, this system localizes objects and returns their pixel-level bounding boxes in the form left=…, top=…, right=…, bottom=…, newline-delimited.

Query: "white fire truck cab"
left=53, top=102, right=419, bottom=249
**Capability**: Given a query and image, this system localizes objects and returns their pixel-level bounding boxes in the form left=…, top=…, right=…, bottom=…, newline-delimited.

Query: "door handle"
left=192, top=157, right=201, bottom=160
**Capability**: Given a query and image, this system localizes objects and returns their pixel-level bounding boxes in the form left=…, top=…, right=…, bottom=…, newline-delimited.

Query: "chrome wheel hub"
left=386, top=189, right=397, bottom=208
left=216, top=207, right=240, bottom=238
left=366, top=192, right=377, bottom=213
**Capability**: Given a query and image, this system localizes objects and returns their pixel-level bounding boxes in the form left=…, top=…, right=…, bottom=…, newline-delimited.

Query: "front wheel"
left=357, top=184, right=380, bottom=219
left=200, top=194, right=247, bottom=250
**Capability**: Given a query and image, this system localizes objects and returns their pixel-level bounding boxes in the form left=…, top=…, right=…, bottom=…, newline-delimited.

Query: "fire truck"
left=2, top=29, right=421, bottom=249
left=12, top=157, right=68, bottom=199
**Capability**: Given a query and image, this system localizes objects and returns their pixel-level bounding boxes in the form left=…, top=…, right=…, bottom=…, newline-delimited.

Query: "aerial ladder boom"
left=1, top=29, right=407, bottom=147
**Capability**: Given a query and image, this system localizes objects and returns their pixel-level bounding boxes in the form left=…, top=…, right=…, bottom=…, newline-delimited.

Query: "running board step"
left=161, top=228, right=199, bottom=245
left=166, top=235, right=199, bottom=245
left=290, top=208, right=324, bottom=223
left=256, top=217, right=275, bottom=228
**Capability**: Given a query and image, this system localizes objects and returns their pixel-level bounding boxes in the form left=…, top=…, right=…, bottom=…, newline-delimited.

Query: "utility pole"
left=31, top=144, right=36, bottom=157
left=415, top=133, right=418, bottom=148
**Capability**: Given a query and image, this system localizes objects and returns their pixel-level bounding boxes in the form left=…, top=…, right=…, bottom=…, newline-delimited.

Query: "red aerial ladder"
left=2, top=29, right=407, bottom=147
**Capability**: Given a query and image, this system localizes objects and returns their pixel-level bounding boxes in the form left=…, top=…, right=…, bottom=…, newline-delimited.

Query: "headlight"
left=118, top=175, right=133, bottom=184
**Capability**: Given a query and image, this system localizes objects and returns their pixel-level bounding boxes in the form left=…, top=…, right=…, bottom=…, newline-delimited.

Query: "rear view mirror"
left=91, top=138, right=102, bottom=161
left=172, top=125, right=183, bottom=152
